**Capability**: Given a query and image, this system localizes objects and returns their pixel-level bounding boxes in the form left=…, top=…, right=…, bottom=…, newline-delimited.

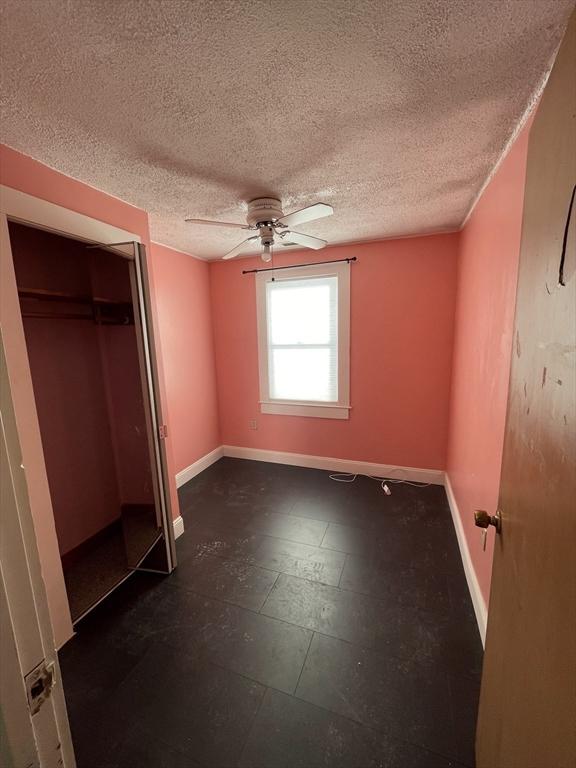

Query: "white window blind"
left=266, top=275, right=338, bottom=402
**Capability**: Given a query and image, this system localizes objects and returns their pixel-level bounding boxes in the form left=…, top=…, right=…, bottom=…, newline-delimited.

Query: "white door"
left=0, top=328, right=76, bottom=767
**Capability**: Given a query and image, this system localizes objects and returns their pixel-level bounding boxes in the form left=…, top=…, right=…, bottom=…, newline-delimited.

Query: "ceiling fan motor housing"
left=185, top=198, right=330, bottom=260
left=247, top=197, right=284, bottom=227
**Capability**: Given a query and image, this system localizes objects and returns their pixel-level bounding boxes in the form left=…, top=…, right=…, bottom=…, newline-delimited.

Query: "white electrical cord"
left=328, top=472, right=431, bottom=496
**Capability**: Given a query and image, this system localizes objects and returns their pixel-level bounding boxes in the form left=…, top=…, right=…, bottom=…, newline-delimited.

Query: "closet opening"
left=8, top=221, right=173, bottom=624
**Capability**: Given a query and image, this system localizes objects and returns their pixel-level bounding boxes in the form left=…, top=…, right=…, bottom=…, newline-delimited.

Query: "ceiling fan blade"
left=222, top=235, right=260, bottom=260
left=277, top=202, right=333, bottom=229
left=185, top=217, right=250, bottom=230
left=282, top=230, right=327, bottom=250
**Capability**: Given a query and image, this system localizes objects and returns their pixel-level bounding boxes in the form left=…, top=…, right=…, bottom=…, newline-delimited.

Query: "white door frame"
left=0, top=185, right=175, bottom=648
left=0, top=186, right=145, bottom=647
left=1, top=327, right=76, bottom=767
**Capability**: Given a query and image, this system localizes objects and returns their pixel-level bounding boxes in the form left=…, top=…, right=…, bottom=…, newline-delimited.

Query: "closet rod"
left=242, top=256, right=357, bottom=275
left=21, top=312, right=93, bottom=321
left=21, top=312, right=133, bottom=325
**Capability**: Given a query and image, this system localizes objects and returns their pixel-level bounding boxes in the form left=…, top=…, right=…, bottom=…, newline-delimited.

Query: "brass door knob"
left=474, top=509, right=502, bottom=533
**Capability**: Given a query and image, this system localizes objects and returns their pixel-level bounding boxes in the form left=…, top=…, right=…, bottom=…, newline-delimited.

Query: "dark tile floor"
left=60, top=458, right=483, bottom=768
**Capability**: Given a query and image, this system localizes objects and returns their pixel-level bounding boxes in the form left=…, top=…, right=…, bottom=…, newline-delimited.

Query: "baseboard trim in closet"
left=61, top=519, right=121, bottom=571
left=175, top=446, right=224, bottom=488
left=173, top=516, right=185, bottom=539
left=61, top=519, right=130, bottom=623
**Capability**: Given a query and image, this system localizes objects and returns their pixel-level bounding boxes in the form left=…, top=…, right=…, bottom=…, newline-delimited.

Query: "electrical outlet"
left=249, top=418, right=258, bottom=430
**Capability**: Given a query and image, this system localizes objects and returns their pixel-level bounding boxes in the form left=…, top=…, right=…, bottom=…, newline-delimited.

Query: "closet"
left=9, top=221, right=173, bottom=622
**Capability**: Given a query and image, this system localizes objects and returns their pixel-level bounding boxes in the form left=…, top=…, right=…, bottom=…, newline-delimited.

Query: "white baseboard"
left=444, top=473, right=488, bottom=645
left=175, top=446, right=224, bottom=488
left=222, top=445, right=444, bottom=485
left=173, top=515, right=185, bottom=539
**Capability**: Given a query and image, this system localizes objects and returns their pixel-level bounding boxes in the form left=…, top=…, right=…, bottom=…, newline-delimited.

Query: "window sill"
left=259, top=401, right=350, bottom=419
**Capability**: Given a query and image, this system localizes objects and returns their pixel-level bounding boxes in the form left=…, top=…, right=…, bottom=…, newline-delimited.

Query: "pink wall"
left=446, top=124, right=531, bottom=605
left=210, top=236, right=459, bottom=470
left=0, top=146, right=148, bottom=237
left=11, top=224, right=123, bottom=555
left=150, top=242, right=220, bottom=474
left=22, top=318, right=124, bottom=554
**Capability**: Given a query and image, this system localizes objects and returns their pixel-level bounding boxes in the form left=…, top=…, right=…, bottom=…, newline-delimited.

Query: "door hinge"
left=25, top=661, right=55, bottom=715
left=158, top=424, right=168, bottom=440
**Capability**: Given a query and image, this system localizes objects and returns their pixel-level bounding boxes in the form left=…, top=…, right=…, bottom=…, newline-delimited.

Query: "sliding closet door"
left=87, top=240, right=175, bottom=574
left=121, top=241, right=176, bottom=572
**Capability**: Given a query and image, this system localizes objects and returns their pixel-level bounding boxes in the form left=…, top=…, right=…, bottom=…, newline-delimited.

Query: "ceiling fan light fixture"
left=185, top=198, right=334, bottom=260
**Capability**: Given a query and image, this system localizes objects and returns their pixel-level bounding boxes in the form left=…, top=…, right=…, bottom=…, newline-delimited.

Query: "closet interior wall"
left=9, top=222, right=159, bottom=621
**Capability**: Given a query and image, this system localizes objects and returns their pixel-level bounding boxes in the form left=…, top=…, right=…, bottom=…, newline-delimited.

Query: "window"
left=256, top=262, right=350, bottom=418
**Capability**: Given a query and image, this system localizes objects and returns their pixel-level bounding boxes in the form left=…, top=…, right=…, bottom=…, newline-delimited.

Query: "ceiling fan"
left=185, top=198, right=333, bottom=261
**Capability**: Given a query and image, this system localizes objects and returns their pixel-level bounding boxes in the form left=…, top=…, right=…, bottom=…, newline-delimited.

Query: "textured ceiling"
left=1, top=1, right=572, bottom=259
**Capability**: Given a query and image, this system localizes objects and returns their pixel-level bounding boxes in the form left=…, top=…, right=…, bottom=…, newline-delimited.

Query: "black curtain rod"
left=242, top=256, right=356, bottom=275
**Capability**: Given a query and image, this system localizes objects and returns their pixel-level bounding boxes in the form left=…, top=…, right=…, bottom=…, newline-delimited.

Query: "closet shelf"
left=18, top=288, right=130, bottom=305
left=18, top=288, right=135, bottom=325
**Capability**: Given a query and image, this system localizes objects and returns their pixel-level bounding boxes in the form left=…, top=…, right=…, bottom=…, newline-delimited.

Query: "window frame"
left=256, top=261, right=350, bottom=419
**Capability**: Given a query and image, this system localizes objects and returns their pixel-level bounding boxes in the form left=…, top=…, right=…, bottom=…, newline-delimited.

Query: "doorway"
left=7, top=221, right=175, bottom=625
